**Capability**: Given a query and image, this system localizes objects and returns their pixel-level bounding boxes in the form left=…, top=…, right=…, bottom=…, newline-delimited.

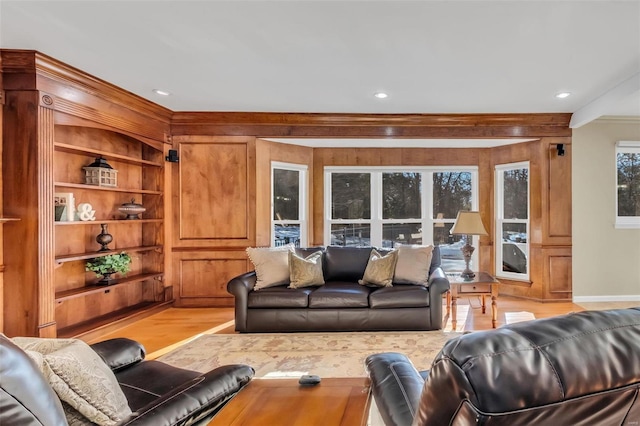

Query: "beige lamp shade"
left=450, top=211, right=488, bottom=236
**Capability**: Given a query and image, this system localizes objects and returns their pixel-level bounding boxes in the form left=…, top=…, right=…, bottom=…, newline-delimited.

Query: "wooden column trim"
left=37, top=92, right=57, bottom=337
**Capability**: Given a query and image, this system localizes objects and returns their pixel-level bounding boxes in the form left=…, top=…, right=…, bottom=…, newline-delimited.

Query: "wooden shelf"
left=54, top=182, right=162, bottom=195
left=55, top=245, right=162, bottom=264
left=0, top=217, right=20, bottom=223
left=54, top=142, right=163, bottom=167
left=55, top=219, right=163, bottom=226
left=55, top=272, right=163, bottom=302
left=56, top=301, right=173, bottom=339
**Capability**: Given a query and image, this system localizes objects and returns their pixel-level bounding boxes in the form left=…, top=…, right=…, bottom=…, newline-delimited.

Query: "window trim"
left=324, top=166, right=479, bottom=269
left=615, top=141, right=640, bottom=229
left=495, top=161, right=530, bottom=281
left=271, top=162, right=308, bottom=247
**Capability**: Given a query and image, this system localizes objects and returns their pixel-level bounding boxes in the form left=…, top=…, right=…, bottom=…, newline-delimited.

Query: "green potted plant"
left=86, top=252, right=132, bottom=285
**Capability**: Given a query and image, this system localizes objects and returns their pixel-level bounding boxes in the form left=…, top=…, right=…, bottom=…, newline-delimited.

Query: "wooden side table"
left=209, top=377, right=371, bottom=425
left=446, top=272, right=500, bottom=330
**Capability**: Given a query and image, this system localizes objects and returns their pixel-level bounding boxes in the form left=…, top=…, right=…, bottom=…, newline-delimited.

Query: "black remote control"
left=298, top=374, right=321, bottom=386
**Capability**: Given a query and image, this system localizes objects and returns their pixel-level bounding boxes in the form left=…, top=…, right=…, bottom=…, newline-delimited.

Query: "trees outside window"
left=272, top=162, right=307, bottom=247
left=616, top=141, right=640, bottom=228
left=325, top=167, right=477, bottom=271
left=495, top=162, right=529, bottom=280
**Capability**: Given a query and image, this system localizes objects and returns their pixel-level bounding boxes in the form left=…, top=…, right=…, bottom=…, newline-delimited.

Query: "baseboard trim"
left=573, top=295, right=640, bottom=303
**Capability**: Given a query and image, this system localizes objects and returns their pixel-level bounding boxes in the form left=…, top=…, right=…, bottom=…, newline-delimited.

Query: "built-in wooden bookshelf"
left=52, top=124, right=167, bottom=337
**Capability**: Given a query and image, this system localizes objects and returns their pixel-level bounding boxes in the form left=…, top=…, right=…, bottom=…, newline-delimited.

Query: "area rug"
left=157, top=331, right=461, bottom=378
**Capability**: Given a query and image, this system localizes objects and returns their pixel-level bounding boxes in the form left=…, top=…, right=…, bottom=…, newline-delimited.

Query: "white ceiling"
left=1, top=0, right=639, bottom=129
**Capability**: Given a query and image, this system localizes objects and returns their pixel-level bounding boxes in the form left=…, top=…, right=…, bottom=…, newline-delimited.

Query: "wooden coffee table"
left=446, top=272, right=500, bottom=330
left=209, top=377, right=371, bottom=425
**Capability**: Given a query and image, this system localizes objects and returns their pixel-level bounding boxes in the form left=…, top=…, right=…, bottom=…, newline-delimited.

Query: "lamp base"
left=460, top=270, right=476, bottom=280
left=460, top=238, right=476, bottom=280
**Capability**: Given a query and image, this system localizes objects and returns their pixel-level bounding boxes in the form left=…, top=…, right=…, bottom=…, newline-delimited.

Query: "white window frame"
left=271, top=162, right=308, bottom=247
left=615, top=141, right=640, bottom=229
left=495, top=161, right=530, bottom=281
left=324, top=166, right=479, bottom=267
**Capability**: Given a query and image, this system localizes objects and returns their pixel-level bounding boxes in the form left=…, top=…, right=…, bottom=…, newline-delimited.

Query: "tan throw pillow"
left=394, top=244, right=434, bottom=285
left=246, top=245, right=294, bottom=290
left=358, top=249, right=398, bottom=287
left=288, top=250, right=325, bottom=288
left=12, top=337, right=132, bottom=426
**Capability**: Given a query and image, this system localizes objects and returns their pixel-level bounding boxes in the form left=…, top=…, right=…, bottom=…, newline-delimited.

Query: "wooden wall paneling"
left=173, top=250, right=250, bottom=307
left=477, top=149, right=494, bottom=272
left=542, top=137, right=572, bottom=243
left=255, top=139, right=272, bottom=247
left=3, top=90, right=56, bottom=336
left=171, top=136, right=256, bottom=248
left=544, top=247, right=573, bottom=299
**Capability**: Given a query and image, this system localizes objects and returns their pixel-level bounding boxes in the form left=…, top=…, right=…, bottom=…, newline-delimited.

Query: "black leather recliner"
left=0, top=336, right=254, bottom=425
left=366, top=307, right=640, bottom=425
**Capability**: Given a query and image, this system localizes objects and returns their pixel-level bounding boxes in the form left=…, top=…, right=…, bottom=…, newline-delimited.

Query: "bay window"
left=325, top=166, right=478, bottom=272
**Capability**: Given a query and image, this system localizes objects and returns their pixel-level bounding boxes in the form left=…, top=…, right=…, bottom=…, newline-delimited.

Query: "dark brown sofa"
left=227, top=245, right=450, bottom=333
left=0, top=336, right=254, bottom=425
left=366, top=307, right=640, bottom=425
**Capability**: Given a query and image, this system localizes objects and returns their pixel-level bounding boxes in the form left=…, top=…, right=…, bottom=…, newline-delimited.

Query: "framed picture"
left=54, top=192, right=75, bottom=222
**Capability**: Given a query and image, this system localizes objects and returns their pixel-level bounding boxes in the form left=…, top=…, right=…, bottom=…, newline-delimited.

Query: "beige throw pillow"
left=246, top=245, right=294, bottom=290
left=288, top=250, right=325, bottom=288
left=358, top=249, right=398, bottom=287
left=12, top=337, right=132, bottom=426
left=393, top=244, right=434, bottom=285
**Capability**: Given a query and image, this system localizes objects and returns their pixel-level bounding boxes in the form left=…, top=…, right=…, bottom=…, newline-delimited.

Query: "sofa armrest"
left=227, top=271, right=257, bottom=332
left=427, top=267, right=450, bottom=296
left=122, top=364, right=254, bottom=426
left=91, top=338, right=146, bottom=372
left=427, top=267, right=450, bottom=329
left=365, top=352, right=425, bottom=426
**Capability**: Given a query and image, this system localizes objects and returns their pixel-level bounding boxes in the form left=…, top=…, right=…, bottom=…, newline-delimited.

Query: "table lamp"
left=450, top=211, right=488, bottom=279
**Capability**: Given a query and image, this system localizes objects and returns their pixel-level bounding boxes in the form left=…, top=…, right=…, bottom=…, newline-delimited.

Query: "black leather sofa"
left=0, top=336, right=254, bottom=425
left=227, top=245, right=450, bottom=333
left=366, top=307, right=640, bottom=425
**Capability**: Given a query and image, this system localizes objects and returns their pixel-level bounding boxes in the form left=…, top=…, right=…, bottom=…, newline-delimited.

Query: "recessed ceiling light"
left=555, top=92, right=571, bottom=99
left=374, top=92, right=388, bottom=99
left=153, top=89, right=171, bottom=96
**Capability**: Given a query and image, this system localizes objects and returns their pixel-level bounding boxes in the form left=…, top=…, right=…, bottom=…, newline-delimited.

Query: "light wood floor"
left=88, top=297, right=639, bottom=357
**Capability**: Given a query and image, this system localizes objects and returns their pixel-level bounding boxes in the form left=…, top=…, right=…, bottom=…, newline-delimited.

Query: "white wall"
left=572, top=118, right=640, bottom=302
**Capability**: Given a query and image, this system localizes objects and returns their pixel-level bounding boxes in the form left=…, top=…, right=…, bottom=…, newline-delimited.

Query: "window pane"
left=273, top=169, right=299, bottom=220
left=331, top=173, right=370, bottom=219
left=382, top=223, right=422, bottom=248
left=330, top=224, right=371, bottom=246
left=503, top=169, right=528, bottom=219
left=617, top=152, right=640, bottom=217
left=501, top=223, right=527, bottom=274
left=382, top=173, right=421, bottom=219
left=274, top=224, right=300, bottom=247
left=433, top=172, right=472, bottom=219
left=434, top=223, right=466, bottom=272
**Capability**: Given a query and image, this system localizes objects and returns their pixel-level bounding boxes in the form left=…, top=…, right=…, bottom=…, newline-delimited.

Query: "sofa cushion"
left=309, top=282, right=371, bottom=308
left=248, top=286, right=312, bottom=308
left=359, top=249, right=398, bottom=287
left=12, top=337, right=132, bottom=426
left=369, top=285, right=430, bottom=308
left=324, top=246, right=374, bottom=282
left=288, top=250, right=325, bottom=288
left=394, top=244, right=433, bottom=285
left=0, top=335, right=68, bottom=426
left=246, top=245, right=294, bottom=290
